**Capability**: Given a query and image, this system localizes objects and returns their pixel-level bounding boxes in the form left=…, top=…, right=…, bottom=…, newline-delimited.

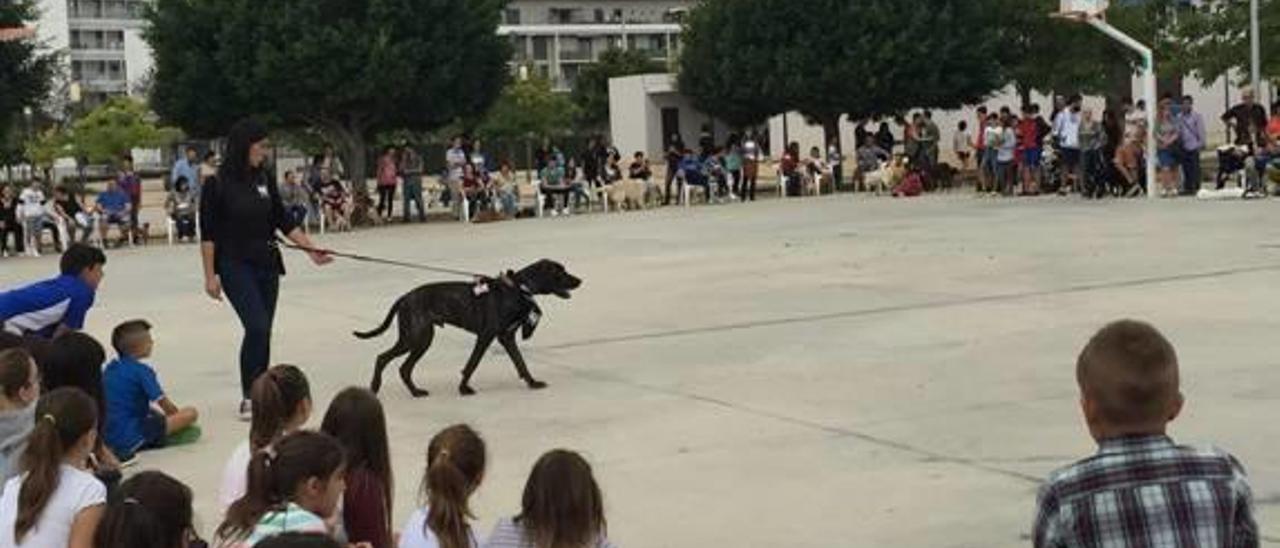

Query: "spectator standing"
left=741, top=133, right=760, bottom=201
left=170, top=146, right=200, bottom=195
left=399, top=145, right=427, bottom=223
left=1178, top=95, right=1206, bottom=195
left=982, top=114, right=1003, bottom=194
left=1033, top=320, right=1258, bottom=547
left=953, top=121, right=973, bottom=171
left=919, top=111, right=941, bottom=169
left=445, top=137, right=469, bottom=194
left=200, top=151, right=219, bottom=186
left=996, top=116, right=1017, bottom=195
left=1053, top=96, right=1083, bottom=195
left=1016, top=106, right=1041, bottom=195
left=115, top=156, right=142, bottom=235
left=875, top=122, right=895, bottom=156
left=663, top=139, right=683, bottom=206
left=1078, top=109, right=1104, bottom=198
left=375, top=147, right=399, bottom=221
left=725, top=137, right=744, bottom=198
left=973, top=107, right=989, bottom=186
left=1154, top=98, right=1181, bottom=197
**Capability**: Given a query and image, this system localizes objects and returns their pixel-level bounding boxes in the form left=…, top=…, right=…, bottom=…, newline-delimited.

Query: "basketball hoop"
left=1054, top=0, right=1107, bottom=21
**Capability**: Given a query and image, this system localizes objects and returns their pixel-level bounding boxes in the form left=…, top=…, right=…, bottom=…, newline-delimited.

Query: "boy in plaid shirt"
left=1034, top=320, right=1258, bottom=548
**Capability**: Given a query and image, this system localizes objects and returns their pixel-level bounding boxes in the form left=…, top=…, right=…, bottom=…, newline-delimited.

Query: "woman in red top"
left=321, top=387, right=393, bottom=548
left=375, top=147, right=399, bottom=220
left=1016, top=106, right=1041, bottom=195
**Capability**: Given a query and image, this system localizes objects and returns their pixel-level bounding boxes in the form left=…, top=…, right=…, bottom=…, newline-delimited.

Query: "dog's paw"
left=527, top=380, right=548, bottom=390
left=409, top=388, right=430, bottom=398
left=459, top=384, right=477, bottom=397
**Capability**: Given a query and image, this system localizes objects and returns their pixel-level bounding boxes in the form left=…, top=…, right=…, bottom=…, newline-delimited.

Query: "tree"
left=679, top=0, right=1010, bottom=155
left=63, top=97, right=181, bottom=165
left=479, top=77, right=579, bottom=141
left=146, top=0, right=511, bottom=207
left=997, top=0, right=1118, bottom=105
left=571, top=48, right=665, bottom=130
left=1163, top=0, right=1280, bottom=86
left=0, top=0, right=56, bottom=168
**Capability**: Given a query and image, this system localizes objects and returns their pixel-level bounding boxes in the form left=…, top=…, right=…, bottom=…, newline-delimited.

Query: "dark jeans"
left=376, top=186, right=396, bottom=218
left=1180, top=149, right=1202, bottom=195
left=0, top=221, right=24, bottom=254
left=543, top=186, right=573, bottom=210
left=218, top=258, right=280, bottom=398
left=664, top=162, right=679, bottom=204
left=403, top=176, right=426, bottom=222
left=173, top=214, right=196, bottom=239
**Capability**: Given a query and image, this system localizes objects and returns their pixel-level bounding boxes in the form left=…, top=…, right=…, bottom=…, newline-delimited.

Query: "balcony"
left=559, top=49, right=593, bottom=62
left=68, top=1, right=147, bottom=21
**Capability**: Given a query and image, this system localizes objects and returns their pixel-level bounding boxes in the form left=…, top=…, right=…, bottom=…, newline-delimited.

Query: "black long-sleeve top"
left=199, top=168, right=298, bottom=275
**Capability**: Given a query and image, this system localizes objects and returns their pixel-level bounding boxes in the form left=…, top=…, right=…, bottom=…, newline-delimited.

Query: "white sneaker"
left=237, top=399, right=252, bottom=422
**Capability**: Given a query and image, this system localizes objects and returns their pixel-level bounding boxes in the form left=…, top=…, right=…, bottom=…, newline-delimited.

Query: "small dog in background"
left=863, top=157, right=906, bottom=195
left=608, top=180, right=649, bottom=211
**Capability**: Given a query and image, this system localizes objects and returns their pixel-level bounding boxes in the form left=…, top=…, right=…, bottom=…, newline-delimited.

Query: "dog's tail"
left=354, top=299, right=401, bottom=339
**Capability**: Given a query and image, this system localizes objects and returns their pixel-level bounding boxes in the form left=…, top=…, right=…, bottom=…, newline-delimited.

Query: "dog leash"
left=275, top=238, right=487, bottom=278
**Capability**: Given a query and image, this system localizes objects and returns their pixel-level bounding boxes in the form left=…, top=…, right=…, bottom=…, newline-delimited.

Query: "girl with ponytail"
left=215, top=430, right=347, bottom=548
left=0, top=387, right=105, bottom=548
left=219, top=364, right=312, bottom=510
left=398, top=424, right=486, bottom=548
left=93, top=470, right=198, bottom=548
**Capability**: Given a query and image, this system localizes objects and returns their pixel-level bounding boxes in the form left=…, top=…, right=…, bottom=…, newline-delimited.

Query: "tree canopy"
left=146, top=0, right=511, bottom=192
left=0, top=0, right=56, bottom=165
left=678, top=0, right=1008, bottom=148
left=479, top=77, right=578, bottom=141
left=571, top=48, right=666, bottom=130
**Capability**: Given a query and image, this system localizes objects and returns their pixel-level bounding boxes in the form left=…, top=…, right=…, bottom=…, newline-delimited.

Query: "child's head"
left=16, top=387, right=98, bottom=542
left=93, top=471, right=195, bottom=548
left=250, top=364, right=312, bottom=451
left=174, top=176, right=190, bottom=194
left=518, top=449, right=607, bottom=548
left=958, top=121, right=967, bottom=131
left=1076, top=320, right=1182, bottom=440
left=111, top=320, right=153, bottom=359
left=60, top=243, right=106, bottom=290
left=219, top=430, right=346, bottom=542
left=0, top=349, right=40, bottom=407
left=255, top=532, right=342, bottom=548
left=423, top=424, right=486, bottom=548
left=40, top=332, right=105, bottom=403
left=320, top=387, right=391, bottom=533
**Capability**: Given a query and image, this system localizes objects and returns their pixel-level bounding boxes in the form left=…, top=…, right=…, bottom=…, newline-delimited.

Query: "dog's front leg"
left=498, top=334, right=547, bottom=390
left=459, top=333, right=497, bottom=396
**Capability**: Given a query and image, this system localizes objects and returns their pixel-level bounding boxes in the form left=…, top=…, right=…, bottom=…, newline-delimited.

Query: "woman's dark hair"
left=40, top=331, right=106, bottom=421
left=250, top=365, right=311, bottom=451
left=219, top=118, right=269, bottom=183
left=320, top=387, right=392, bottom=537
left=255, top=532, right=342, bottom=548
left=16, top=388, right=98, bottom=543
left=0, top=348, right=34, bottom=400
left=423, top=424, right=486, bottom=548
left=204, top=151, right=216, bottom=162
left=93, top=471, right=193, bottom=548
left=517, top=450, right=607, bottom=548
left=218, top=430, right=346, bottom=542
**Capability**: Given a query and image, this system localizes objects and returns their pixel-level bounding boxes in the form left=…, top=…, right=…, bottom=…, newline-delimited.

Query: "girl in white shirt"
left=219, top=365, right=313, bottom=511
left=483, top=450, right=615, bottom=548
left=399, top=424, right=487, bottom=548
left=0, top=387, right=105, bottom=548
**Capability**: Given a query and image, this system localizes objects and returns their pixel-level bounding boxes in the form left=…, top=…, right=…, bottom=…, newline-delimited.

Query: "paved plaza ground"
left=3, top=193, right=1279, bottom=546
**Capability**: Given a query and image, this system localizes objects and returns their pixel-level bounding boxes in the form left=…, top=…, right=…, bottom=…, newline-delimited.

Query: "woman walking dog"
left=200, top=118, right=331, bottom=420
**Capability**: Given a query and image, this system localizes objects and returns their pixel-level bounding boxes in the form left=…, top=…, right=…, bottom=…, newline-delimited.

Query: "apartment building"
left=37, top=0, right=152, bottom=106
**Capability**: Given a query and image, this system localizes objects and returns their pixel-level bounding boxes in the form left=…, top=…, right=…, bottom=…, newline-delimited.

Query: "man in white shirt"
left=17, top=185, right=58, bottom=257
left=1053, top=95, right=1084, bottom=194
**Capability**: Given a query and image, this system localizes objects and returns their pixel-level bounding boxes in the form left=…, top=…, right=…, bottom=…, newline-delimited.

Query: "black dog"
left=355, top=259, right=582, bottom=397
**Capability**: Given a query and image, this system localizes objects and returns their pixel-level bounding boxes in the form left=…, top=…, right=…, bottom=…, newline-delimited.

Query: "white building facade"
left=37, top=0, right=153, bottom=106
left=500, top=0, right=691, bottom=91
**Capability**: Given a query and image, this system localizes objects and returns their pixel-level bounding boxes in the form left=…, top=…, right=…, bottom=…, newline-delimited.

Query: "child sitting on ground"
left=102, top=320, right=201, bottom=462
left=0, top=348, right=39, bottom=483
left=484, top=449, right=615, bottom=548
left=1033, top=319, right=1257, bottom=547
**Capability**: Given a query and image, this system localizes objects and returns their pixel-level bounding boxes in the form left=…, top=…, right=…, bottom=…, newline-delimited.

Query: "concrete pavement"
left=1, top=193, right=1277, bottom=546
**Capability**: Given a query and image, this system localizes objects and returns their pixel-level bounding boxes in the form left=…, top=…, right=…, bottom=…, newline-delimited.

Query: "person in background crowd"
left=973, top=107, right=989, bottom=187
left=200, top=151, right=219, bottom=186
left=919, top=110, right=940, bottom=170
left=1154, top=97, right=1181, bottom=197
left=663, top=137, right=683, bottom=206
left=399, top=145, right=427, bottom=223
left=18, top=182, right=60, bottom=256
left=482, top=449, right=616, bottom=548
left=398, top=424, right=486, bottom=548
left=1177, top=95, right=1206, bottom=196
left=1, top=184, right=25, bottom=257
left=170, top=146, right=200, bottom=195
left=982, top=113, right=1003, bottom=194
left=321, top=387, right=392, bottom=548
left=0, top=387, right=105, bottom=548
left=875, top=121, right=896, bottom=157
left=492, top=162, right=519, bottom=218
left=725, top=136, right=744, bottom=198
left=115, top=156, right=142, bottom=234
left=541, top=158, right=572, bottom=217
left=445, top=136, right=469, bottom=203
left=953, top=121, right=973, bottom=171
left=854, top=120, right=870, bottom=149
left=279, top=170, right=312, bottom=228
left=742, top=133, right=761, bottom=201
left=1053, top=95, right=1084, bottom=195
left=1078, top=108, right=1105, bottom=199
left=1221, top=87, right=1268, bottom=151
left=1017, top=105, right=1042, bottom=196
left=165, top=177, right=200, bottom=242
left=826, top=143, right=844, bottom=190
left=52, top=186, right=93, bottom=245
left=806, top=146, right=828, bottom=193
left=93, top=471, right=198, bottom=548
left=1114, top=132, right=1144, bottom=197
left=375, top=147, right=399, bottom=221
left=901, top=115, right=921, bottom=167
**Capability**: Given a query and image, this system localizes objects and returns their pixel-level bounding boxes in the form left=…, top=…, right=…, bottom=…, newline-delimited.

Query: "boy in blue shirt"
left=0, top=243, right=105, bottom=339
left=103, top=320, right=200, bottom=461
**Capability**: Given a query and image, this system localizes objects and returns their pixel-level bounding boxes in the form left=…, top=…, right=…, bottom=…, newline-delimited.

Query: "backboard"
left=1057, top=0, right=1109, bottom=19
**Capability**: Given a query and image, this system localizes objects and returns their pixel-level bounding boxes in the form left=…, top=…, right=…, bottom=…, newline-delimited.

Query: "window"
left=594, top=8, right=604, bottom=23
left=503, top=8, right=520, bottom=25
left=532, top=36, right=550, bottom=60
